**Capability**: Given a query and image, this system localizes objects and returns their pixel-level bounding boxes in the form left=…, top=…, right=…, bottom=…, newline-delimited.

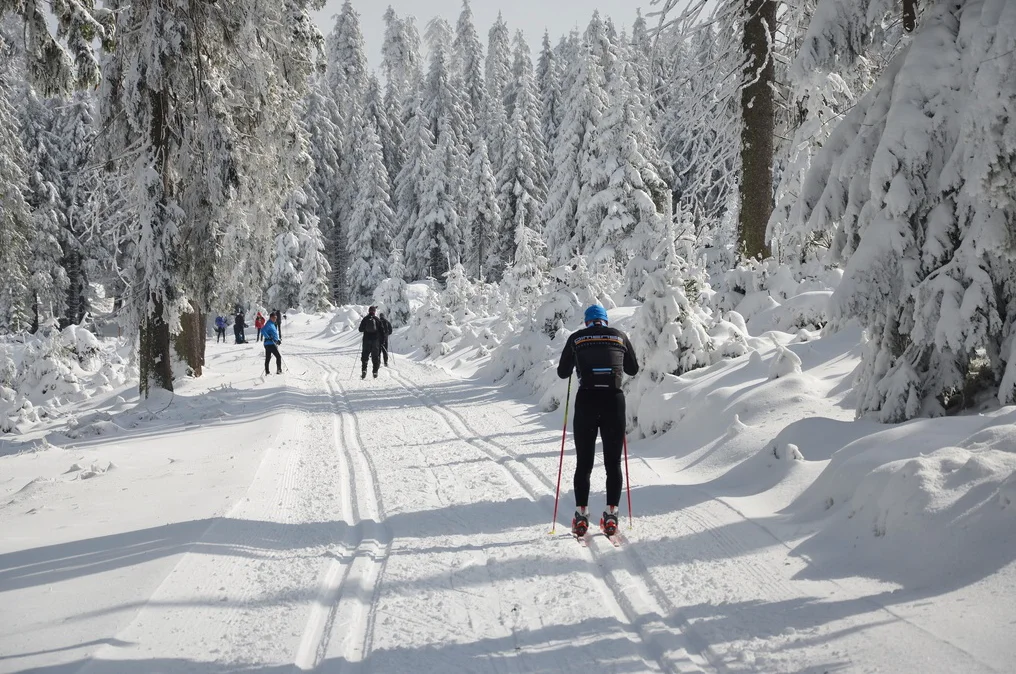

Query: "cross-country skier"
left=378, top=311, right=393, bottom=367
left=557, top=305, right=639, bottom=537
left=234, top=310, right=247, bottom=344
left=262, top=313, right=282, bottom=375
left=358, top=306, right=383, bottom=379
left=214, top=315, right=228, bottom=343
left=254, top=312, right=266, bottom=342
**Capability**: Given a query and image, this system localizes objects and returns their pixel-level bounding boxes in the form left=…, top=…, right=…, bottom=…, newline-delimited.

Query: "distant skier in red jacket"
left=254, top=312, right=266, bottom=342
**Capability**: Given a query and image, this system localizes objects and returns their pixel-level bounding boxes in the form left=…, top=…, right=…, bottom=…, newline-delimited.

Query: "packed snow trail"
left=0, top=314, right=1005, bottom=673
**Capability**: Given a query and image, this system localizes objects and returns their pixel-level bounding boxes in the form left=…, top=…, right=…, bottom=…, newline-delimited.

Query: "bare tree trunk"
left=139, top=294, right=173, bottom=397
left=175, top=300, right=204, bottom=377
left=63, top=248, right=84, bottom=328
left=140, top=86, right=175, bottom=397
left=739, top=0, right=776, bottom=260
left=903, top=0, right=918, bottom=32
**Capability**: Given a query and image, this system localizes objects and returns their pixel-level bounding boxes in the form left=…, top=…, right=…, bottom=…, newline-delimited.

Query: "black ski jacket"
left=557, top=324, right=639, bottom=391
left=359, top=314, right=382, bottom=340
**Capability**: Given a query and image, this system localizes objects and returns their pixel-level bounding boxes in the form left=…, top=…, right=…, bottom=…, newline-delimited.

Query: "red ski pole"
left=549, top=374, right=572, bottom=534
left=623, top=433, right=633, bottom=528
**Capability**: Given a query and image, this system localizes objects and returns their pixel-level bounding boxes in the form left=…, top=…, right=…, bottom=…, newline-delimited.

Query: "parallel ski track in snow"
left=293, top=360, right=392, bottom=673
left=386, top=364, right=713, bottom=674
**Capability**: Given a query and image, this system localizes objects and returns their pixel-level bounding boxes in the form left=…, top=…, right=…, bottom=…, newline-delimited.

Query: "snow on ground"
left=2, top=311, right=1015, bottom=673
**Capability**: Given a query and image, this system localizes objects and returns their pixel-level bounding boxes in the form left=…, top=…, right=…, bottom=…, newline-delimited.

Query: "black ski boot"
left=571, top=512, right=589, bottom=537
left=600, top=511, right=619, bottom=537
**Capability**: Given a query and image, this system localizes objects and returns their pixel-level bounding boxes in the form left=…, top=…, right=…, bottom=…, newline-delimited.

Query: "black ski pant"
left=215, top=327, right=225, bottom=343
left=572, top=389, right=626, bottom=509
left=361, top=337, right=381, bottom=373
left=234, top=326, right=245, bottom=343
left=264, top=344, right=281, bottom=373
left=380, top=335, right=390, bottom=365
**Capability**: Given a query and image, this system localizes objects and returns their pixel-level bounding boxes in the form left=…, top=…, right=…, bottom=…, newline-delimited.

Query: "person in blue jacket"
left=261, top=313, right=282, bottom=375
left=214, top=315, right=228, bottom=343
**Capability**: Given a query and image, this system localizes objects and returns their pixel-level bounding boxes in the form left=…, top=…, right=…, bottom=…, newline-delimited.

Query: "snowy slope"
left=2, top=312, right=1014, bottom=673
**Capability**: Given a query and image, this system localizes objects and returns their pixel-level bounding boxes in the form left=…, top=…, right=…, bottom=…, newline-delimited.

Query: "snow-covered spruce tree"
left=486, top=13, right=513, bottom=121
left=631, top=212, right=715, bottom=388
left=410, top=289, right=461, bottom=357
left=422, top=18, right=471, bottom=229
left=561, top=254, right=616, bottom=313
left=269, top=226, right=302, bottom=312
left=382, top=7, right=423, bottom=106
left=52, top=92, right=101, bottom=327
left=326, top=0, right=369, bottom=124
left=767, top=31, right=861, bottom=267
left=327, top=1, right=369, bottom=239
left=406, top=116, right=464, bottom=282
left=795, top=0, right=1016, bottom=420
left=629, top=10, right=655, bottom=116
left=99, top=0, right=324, bottom=394
left=347, top=121, right=394, bottom=303
left=423, top=19, right=468, bottom=143
left=537, top=31, right=563, bottom=153
left=464, top=134, right=502, bottom=281
left=453, top=0, right=484, bottom=135
left=544, top=36, right=608, bottom=265
left=496, top=36, right=547, bottom=278
left=301, top=77, right=345, bottom=303
left=297, top=209, right=332, bottom=313
left=442, top=262, right=475, bottom=322
left=583, top=50, right=672, bottom=290
left=374, top=248, right=411, bottom=328
left=511, top=32, right=549, bottom=191
left=0, top=46, right=32, bottom=333
left=394, top=95, right=434, bottom=260
left=0, top=1, right=113, bottom=95
left=363, top=73, right=401, bottom=206
left=485, top=13, right=513, bottom=172
left=584, top=12, right=615, bottom=83
left=502, top=208, right=548, bottom=317
left=19, top=86, right=69, bottom=331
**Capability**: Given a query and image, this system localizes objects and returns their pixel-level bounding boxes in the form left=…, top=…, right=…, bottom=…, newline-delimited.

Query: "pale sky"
left=311, top=0, right=662, bottom=72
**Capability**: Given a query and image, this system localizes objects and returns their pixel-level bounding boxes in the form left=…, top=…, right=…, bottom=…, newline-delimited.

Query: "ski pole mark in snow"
left=294, top=365, right=391, bottom=672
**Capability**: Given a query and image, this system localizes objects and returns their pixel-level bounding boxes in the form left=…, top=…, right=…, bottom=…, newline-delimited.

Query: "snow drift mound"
left=790, top=410, right=1016, bottom=588
left=1, top=326, right=129, bottom=435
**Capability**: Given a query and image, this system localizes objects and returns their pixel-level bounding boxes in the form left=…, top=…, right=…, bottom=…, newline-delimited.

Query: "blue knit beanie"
left=584, top=304, right=608, bottom=325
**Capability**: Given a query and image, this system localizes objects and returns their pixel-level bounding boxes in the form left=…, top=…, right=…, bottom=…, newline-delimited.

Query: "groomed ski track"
left=2, top=320, right=1001, bottom=674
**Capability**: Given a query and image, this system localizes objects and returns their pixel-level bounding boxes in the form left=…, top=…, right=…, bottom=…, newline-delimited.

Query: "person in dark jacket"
left=271, top=308, right=283, bottom=339
left=358, top=306, right=383, bottom=379
left=557, top=304, right=639, bottom=537
left=234, top=311, right=247, bottom=344
left=378, top=311, right=393, bottom=366
left=261, top=313, right=282, bottom=375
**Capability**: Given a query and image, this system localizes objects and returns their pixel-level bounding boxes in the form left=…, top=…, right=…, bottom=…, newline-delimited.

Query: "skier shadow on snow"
left=6, top=615, right=734, bottom=674
left=0, top=482, right=769, bottom=595
left=0, top=385, right=339, bottom=457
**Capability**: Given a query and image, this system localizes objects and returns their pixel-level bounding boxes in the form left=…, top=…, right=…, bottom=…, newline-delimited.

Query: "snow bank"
left=0, top=326, right=130, bottom=434
left=789, top=411, right=1016, bottom=586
